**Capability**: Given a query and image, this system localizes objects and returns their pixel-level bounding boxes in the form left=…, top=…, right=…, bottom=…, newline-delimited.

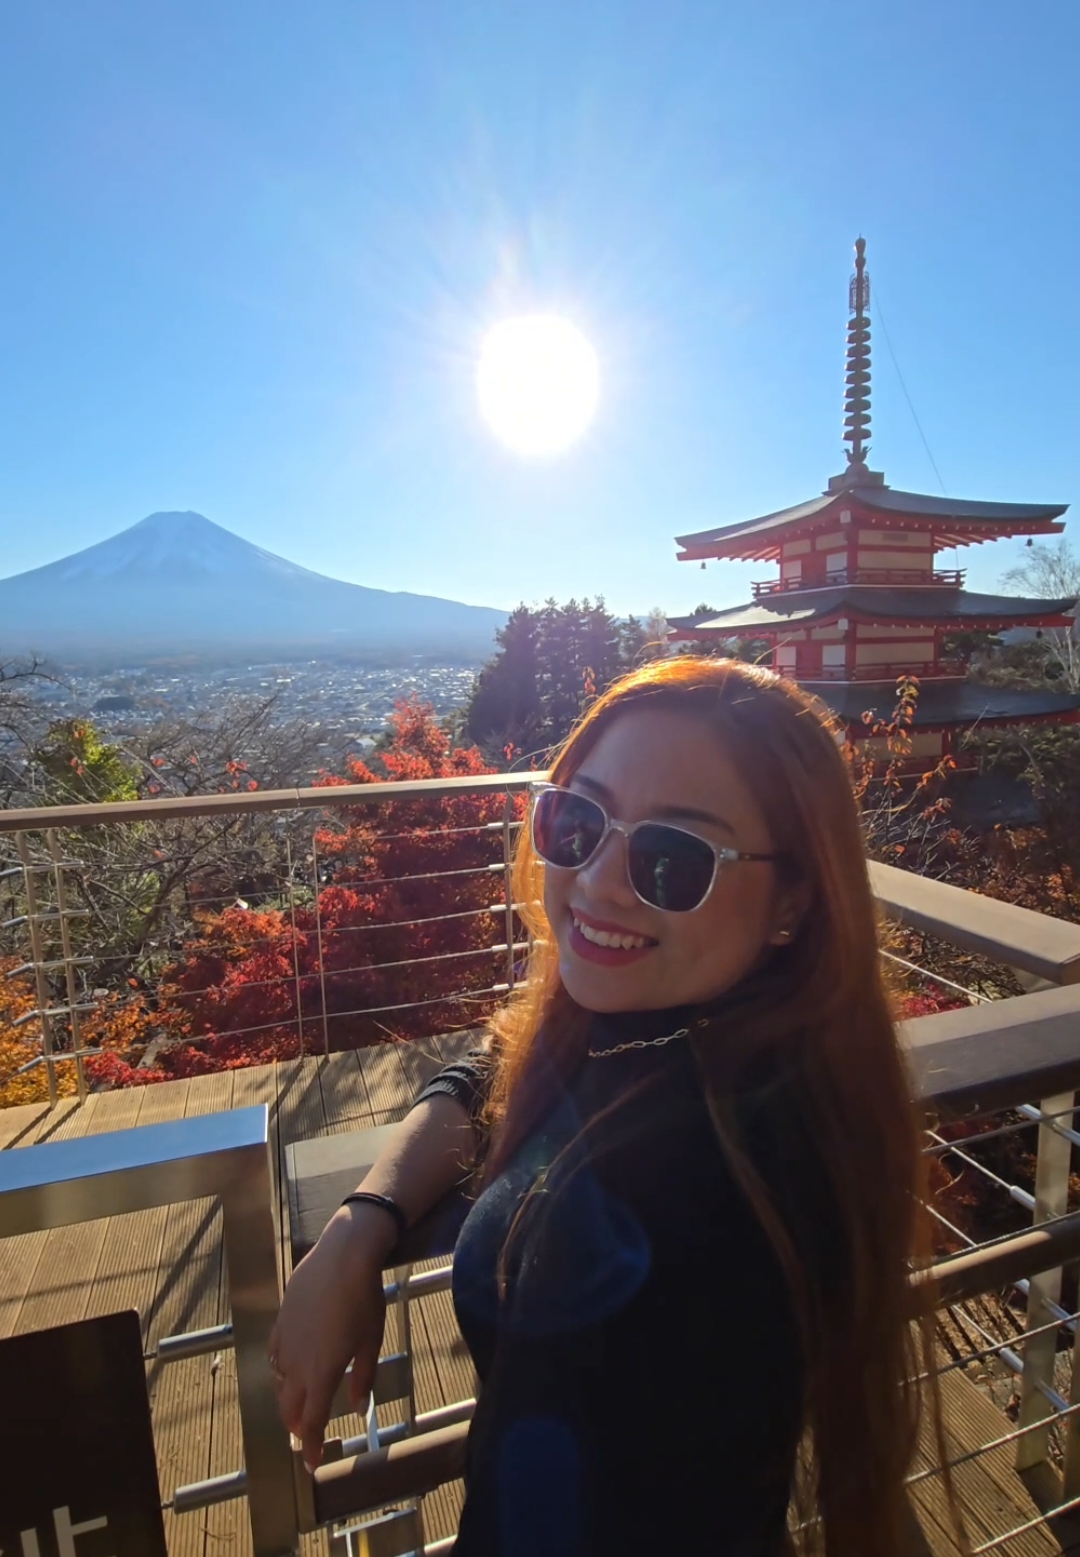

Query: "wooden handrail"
left=904, top=983, right=1080, bottom=1116
left=872, top=861, right=1080, bottom=988
left=311, top=1420, right=469, bottom=1523
left=917, top=1208, right=1080, bottom=1308
left=0, top=770, right=543, bottom=833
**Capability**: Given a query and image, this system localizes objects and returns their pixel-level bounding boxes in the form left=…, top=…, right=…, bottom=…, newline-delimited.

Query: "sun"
left=477, top=314, right=600, bottom=457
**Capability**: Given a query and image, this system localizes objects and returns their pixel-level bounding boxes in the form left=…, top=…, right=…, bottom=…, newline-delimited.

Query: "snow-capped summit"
left=0, top=511, right=505, bottom=661
left=47, top=511, right=335, bottom=586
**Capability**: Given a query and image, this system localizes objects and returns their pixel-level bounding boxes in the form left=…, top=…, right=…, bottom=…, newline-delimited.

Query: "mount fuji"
left=0, top=512, right=507, bottom=662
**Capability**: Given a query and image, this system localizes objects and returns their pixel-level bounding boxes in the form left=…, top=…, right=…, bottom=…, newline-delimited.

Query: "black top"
left=414, top=1006, right=826, bottom=1557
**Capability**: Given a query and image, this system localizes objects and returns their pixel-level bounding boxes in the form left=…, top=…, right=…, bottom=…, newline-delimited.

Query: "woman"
left=271, top=657, right=945, bottom=1557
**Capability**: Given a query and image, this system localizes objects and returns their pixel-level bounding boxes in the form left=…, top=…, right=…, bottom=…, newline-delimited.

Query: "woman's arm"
left=270, top=1092, right=479, bottom=1470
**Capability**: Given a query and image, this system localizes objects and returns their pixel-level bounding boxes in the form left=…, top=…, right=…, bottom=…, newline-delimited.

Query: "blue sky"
left=1, top=0, right=1077, bottom=619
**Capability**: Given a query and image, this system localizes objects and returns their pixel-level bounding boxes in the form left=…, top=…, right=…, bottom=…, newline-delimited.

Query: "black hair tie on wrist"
left=340, top=1190, right=408, bottom=1240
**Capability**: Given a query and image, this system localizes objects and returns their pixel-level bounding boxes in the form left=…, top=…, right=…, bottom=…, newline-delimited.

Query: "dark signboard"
left=0, top=1309, right=167, bottom=1556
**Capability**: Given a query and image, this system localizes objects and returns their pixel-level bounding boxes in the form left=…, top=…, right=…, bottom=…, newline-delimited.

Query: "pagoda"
left=668, top=238, right=1080, bottom=764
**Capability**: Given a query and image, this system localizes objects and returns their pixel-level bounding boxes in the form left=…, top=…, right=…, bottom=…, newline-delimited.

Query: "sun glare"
left=477, top=314, right=600, bottom=457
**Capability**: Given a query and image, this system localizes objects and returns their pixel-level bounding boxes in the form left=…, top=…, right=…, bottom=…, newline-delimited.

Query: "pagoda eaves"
left=676, top=485, right=1068, bottom=565
left=669, top=588, right=1078, bottom=639
left=800, top=680, right=1080, bottom=731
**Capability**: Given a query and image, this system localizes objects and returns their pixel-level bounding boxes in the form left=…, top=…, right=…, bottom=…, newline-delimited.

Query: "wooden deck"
left=0, top=1034, right=475, bottom=1557
left=2, top=1038, right=1079, bottom=1557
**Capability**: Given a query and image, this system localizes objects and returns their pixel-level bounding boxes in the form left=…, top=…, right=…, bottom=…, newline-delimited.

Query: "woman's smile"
left=568, top=907, right=658, bottom=964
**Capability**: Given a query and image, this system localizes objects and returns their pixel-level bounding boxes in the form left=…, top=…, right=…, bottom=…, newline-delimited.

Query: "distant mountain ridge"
left=0, top=511, right=506, bottom=662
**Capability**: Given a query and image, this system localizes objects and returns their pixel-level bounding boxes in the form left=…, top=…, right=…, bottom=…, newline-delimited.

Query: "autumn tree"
left=131, top=697, right=523, bottom=1074
left=0, top=655, right=58, bottom=805
left=120, top=693, right=332, bottom=796
left=0, top=958, right=56, bottom=1107
left=0, top=701, right=339, bottom=1091
left=31, top=719, right=140, bottom=804
left=5, top=700, right=333, bottom=978
left=966, top=724, right=1080, bottom=921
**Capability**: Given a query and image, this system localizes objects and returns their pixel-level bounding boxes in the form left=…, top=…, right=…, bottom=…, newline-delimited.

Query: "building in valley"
left=668, top=238, right=1080, bottom=765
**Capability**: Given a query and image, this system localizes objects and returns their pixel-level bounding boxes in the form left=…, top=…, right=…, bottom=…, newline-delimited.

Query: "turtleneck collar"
left=581, top=961, right=786, bottom=1049
left=587, top=1003, right=695, bottom=1044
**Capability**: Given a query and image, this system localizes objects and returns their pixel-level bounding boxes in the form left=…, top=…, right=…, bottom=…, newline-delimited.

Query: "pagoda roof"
left=669, top=588, right=1078, bottom=637
left=804, top=679, right=1080, bottom=729
left=676, top=485, right=1068, bottom=563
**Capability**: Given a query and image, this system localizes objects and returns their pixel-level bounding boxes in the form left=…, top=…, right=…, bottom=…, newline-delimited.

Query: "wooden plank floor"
left=3, top=1037, right=1077, bottom=1557
left=906, top=1369, right=1080, bottom=1555
left=0, top=1037, right=474, bottom=1557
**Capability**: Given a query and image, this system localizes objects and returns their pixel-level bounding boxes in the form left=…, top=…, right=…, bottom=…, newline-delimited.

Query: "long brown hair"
left=483, top=655, right=953, bottom=1557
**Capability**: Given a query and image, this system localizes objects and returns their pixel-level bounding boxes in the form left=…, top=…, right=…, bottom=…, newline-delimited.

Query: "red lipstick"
left=566, top=909, right=657, bottom=967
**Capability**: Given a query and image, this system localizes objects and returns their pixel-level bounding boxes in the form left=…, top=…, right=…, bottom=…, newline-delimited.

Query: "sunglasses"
left=530, top=783, right=778, bottom=914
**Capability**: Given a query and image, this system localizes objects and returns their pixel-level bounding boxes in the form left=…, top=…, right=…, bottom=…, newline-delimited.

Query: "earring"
left=776, top=928, right=793, bottom=942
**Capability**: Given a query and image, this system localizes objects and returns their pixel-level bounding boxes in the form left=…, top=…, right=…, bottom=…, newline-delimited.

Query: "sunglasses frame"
left=529, top=782, right=778, bottom=914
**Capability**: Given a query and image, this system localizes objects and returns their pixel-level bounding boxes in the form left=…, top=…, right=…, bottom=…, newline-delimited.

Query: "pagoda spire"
left=843, top=236, right=872, bottom=477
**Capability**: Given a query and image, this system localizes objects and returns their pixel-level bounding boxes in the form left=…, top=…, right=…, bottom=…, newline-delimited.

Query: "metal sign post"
left=0, top=1107, right=298, bottom=1557
left=0, top=1310, right=168, bottom=1555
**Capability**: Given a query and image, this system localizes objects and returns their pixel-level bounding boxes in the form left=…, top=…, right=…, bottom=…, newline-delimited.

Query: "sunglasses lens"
left=628, top=824, right=717, bottom=912
left=532, top=789, right=606, bottom=870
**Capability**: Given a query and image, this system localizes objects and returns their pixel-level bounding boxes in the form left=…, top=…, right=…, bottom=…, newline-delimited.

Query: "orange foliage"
left=0, top=957, right=79, bottom=1106
left=140, top=698, right=523, bottom=1077
left=0, top=965, right=170, bottom=1105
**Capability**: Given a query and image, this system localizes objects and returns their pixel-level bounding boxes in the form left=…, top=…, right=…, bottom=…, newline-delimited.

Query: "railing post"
left=1015, top=1091, right=1075, bottom=1472
left=221, top=1142, right=300, bottom=1556
left=16, top=831, right=58, bottom=1107
left=310, top=827, right=331, bottom=1058
left=1058, top=1102, right=1080, bottom=1499
left=1063, top=1308, right=1080, bottom=1500
left=286, top=835, right=306, bottom=1057
left=47, top=828, right=88, bottom=1103
left=0, top=1106, right=298, bottom=1556
left=502, top=795, right=516, bottom=993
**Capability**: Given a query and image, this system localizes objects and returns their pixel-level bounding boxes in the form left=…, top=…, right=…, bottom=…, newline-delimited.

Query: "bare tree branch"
left=1001, top=538, right=1080, bottom=691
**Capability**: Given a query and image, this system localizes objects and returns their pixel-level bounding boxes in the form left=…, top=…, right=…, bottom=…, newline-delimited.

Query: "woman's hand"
left=270, top=1094, right=477, bottom=1470
left=269, top=1203, right=398, bottom=1472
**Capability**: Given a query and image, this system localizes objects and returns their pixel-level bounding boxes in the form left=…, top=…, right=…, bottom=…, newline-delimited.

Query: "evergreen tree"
left=465, top=597, right=662, bottom=762
left=619, top=616, right=649, bottom=665
left=463, top=606, right=544, bottom=757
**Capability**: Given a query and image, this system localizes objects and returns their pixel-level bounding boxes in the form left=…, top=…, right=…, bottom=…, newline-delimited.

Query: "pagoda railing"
left=751, top=568, right=966, bottom=598
left=806, top=660, right=966, bottom=683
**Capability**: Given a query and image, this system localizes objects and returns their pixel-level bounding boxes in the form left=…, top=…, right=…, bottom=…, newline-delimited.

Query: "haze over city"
left=2, top=1, right=1078, bottom=622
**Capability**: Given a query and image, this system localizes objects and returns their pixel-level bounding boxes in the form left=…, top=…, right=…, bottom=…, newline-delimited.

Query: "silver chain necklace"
left=587, top=1017, right=707, bottom=1060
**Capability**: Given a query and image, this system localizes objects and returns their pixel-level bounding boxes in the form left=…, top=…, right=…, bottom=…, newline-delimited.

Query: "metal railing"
left=5, top=775, right=1079, bottom=1114
left=751, top=567, right=966, bottom=597
left=895, top=958, right=1080, bottom=1552
left=0, top=774, right=538, bottom=1106
left=803, top=659, right=965, bottom=682
left=7, top=777, right=1080, bottom=1551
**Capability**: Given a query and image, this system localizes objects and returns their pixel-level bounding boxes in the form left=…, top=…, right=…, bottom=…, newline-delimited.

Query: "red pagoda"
left=668, top=238, right=1080, bottom=764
